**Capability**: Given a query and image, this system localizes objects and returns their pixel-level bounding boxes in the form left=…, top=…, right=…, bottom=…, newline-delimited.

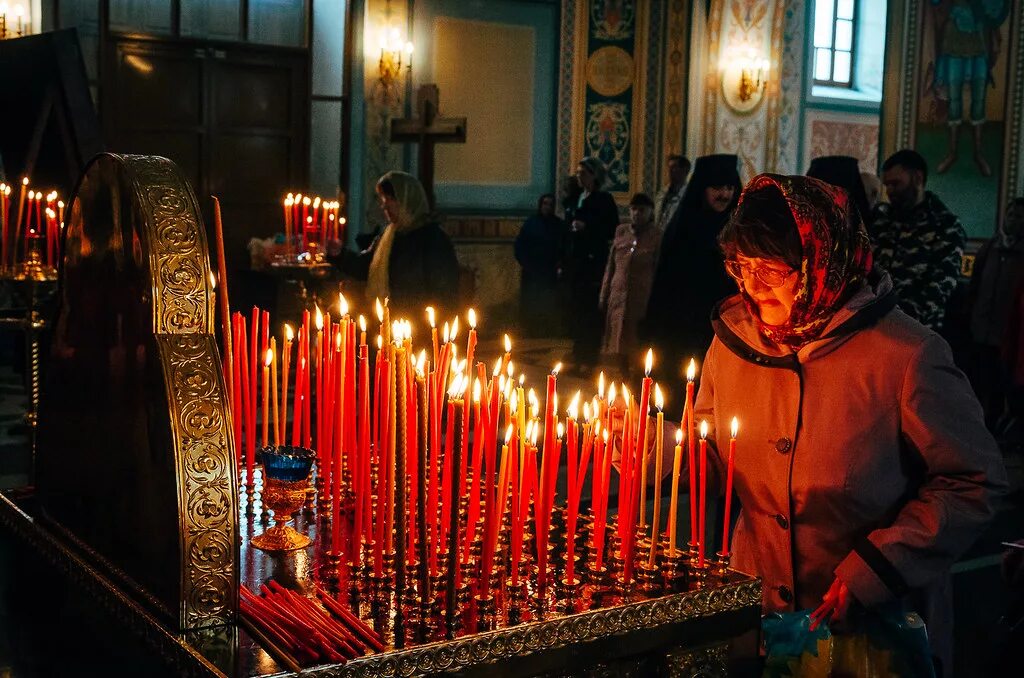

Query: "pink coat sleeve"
left=835, top=335, right=1008, bottom=606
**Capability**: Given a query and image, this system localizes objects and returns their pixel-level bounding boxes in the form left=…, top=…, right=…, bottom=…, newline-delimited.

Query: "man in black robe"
left=642, top=154, right=741, bottom=386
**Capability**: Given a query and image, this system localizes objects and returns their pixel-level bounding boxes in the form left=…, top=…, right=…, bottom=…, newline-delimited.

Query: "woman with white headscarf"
left=333, top=171, right=459, bottom=316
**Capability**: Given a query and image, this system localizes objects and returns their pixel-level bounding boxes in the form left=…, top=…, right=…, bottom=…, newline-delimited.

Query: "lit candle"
left=314, top=306, right=324, bottom=470
left=685, top=359, right=697, bottom=548
left=668, top=429, right=683, bottom=555
left=721, top=417, right=738, bottom=558
left=648, top=385, right=664, bottom=567
left=698, top=419, right=708, bottom=568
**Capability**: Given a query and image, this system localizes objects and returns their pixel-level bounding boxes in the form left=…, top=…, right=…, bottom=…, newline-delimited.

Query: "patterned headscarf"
left=733, top=174, right=874, bottom=346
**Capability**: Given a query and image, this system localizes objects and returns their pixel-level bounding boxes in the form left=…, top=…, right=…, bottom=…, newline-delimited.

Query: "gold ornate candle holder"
left=251, top=447, right=314, bottom=552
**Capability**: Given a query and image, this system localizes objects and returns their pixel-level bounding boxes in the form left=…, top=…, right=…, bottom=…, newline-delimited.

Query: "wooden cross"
left=390, top=84, right=467, bottom=208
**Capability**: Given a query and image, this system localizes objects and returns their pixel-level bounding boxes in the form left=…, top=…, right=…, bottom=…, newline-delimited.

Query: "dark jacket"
left=969, top=234, right=1024, bottom=346
left=335, top=221, right=459, bottom=316
left=871, top=193, right=966, bottom=331
left=567, top=190, right=619, bottom=289
left=515, top=214, right=565, bottom=285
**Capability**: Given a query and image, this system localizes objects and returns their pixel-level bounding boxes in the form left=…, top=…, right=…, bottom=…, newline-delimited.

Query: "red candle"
left=302, top=311, right=312, bottom=450
left=721, top=418, right=738, bottom=558
left=281, top=325, right=293, bottom=445
left=594, top=428, right=611, bottom=570
left=232, top=314, right=243, bottom=466
left=239, top=318, right=254, bottom=485
left=439, top=394, right=456, bottom=547
left=356, top=343, right=370, bottom=553
left=698, top=420, right=709, bottom=568
left=331, top=329, right=344, bottom=554
left=427, top=371, right=440, bottom=576
left=249, top=306, right=259, bottom=457
left=283, top=195, right=293, bottom=245
left=314, top=307, right=324, bottom=467
left=463, top=377, right=484, bottom=562
left=459, top=309, right=477, bottom=509
left=565, top=405, right=580, bottom=585
left=685, top=359, right=697, bottom=547
left=291, top=328, right=304, bottom=447
left=624, top=350, right=654, bottom=583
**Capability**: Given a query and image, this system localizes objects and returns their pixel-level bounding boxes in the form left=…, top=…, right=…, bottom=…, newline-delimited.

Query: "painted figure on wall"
left=928, top=0, right=1011, bottom=177
left=918, top=0, right=1014, bottom=239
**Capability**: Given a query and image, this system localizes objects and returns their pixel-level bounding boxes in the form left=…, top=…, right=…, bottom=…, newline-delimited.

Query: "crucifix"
left=390, top=84, right=467, bottom=208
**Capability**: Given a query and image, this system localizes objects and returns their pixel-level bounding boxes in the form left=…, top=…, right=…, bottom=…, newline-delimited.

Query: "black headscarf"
left=643, top=154, right=742, bottom=365
left=806, top=155, right=871, bottom=223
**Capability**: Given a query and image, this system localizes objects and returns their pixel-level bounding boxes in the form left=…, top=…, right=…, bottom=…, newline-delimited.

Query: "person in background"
left=653, top=173, right=1004, bottom=676
left=329, top=171, right=459, bottom=317
left=643, top=154, right=740, bottom=388
left=654, top=155, right=690, bottom=232
left=872, top=149, right=966, bottom=331
left=969, top=198, right=1024, bottom=429
left=515, top=193, right=566, bottom=337
left=599, top=193, right=662, bottom=374
left=806, top=155, right=872, bottom=223
left=565, top=157, right=619, bottom=374
left=861, top=171, right=882, bottom=212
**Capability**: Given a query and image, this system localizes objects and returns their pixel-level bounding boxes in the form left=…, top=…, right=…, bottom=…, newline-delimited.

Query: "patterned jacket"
left=870, top=192, right=966, bottom=330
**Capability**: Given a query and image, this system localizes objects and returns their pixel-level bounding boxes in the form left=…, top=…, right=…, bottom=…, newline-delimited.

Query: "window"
left=813, top=0, right=856, bottom=88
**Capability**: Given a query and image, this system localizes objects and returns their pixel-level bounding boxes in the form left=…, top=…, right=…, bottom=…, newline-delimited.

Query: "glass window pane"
left=815, top=48, right=833, bottom=80
left=181, top=0, right=241, bottom=41
left=248, top=0, right=305, bottom=47
left=813, top=0, right=835, bottom=48
left=310, top=100, right=342, bottom=196
left=109, top=0, right=172, bottom=35
left=833, top=50, right=852, bottom=83
left=837, top=0, right=855, bottom=20
left=312, top=0, right=345, bottom=97
left=835, top=19, right=853, bottom=51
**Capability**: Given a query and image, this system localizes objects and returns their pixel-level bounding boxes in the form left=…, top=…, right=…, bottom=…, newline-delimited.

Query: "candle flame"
left=505, top=424, right=514, bottom=445
left=448, top=373, right=466, bottom=397
left=607, top=382, right=617, bottom=404
left=416, top=349, right=427, bottom=375
left=450, top=316, right=459, bottom=341
left=602, top=428, right=609, bottom=443
left=358, top=314, right=366, bottom=333
left=468, top=308, right=477, bottom=329
left=335, top=332, right=342, bottom=350
left=519, top=373, right=525, bottom=386
left=338, top=293, right=349, bottom=316
left=375, top=298, right=384, bottom=323
left=376, top=335, right=383, bottom=349
left=285, top=197, right=293, bottom=207
left=582, top=401, right=590, bottom=422
left=27, top=190, right=34, bottom=200
left=492, top=358, right=502, bottom=377
left=654, top=384, right=664, bottom=411
left=598, top=371, right=605, bottom=398
left=294, top=193, right=302, bottom=202
left=676, top=429, right=683, bottom=444
left=503, top=376, right=513, bottom=401
left=303, top=196, right=311, bottom=206
left=552, top=362, right=562, bottom=376
left=209, top=271, right=217, bottom=289
left=264, top=348, right=274, bottom=367
left=557, top=422, right=564, bottom=439
left=510, top=389, right=518, bottom=413
left=426, top=306, right=435, bottom=328
left=568, top=391, right=581, bottom=419
left=686, top=358, right=696, bottom=382
left=21, top=177, right=28, bottom=186
left=700, top=420, right=708, bottom=439
left=315, top=305, right=324, bottom=330
left=531, top=424, right=540, bottom=446
left=593, top=420, right=601, bottom=436
left=286, top=192, right=294, bottom=200
left=473, top=379, right=481, bottom=403
left=503, top=333, right=511, bottom=353
left=284, top=324, right=295, bottom=341
left=442, top=321, right=450, bottom=344
left=731, top=417, right=739, bottom=438
left=313, top=196, right=321, bottom=208
left=644, top=348, right=653, bottom=376
left=621, top=385, right=631, bottom=403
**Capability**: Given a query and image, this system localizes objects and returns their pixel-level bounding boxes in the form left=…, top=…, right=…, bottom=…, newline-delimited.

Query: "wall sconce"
left=721, top=48, right=770, bottom=114
left=377, top=26, right=413, bottom=105
left=0, top=3, right=28, bottom=40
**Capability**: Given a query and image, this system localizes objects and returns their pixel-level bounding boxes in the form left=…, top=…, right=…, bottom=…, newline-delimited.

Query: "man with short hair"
left=653, top=155, right=690, bottom=231
left=872, top=149, right=966, bottom=331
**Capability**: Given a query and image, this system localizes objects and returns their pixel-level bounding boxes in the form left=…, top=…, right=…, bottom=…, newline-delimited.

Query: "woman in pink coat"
left=694, top=174, right=1006, bottom=674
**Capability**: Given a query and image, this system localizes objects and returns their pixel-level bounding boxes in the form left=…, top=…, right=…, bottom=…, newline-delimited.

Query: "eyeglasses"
left=724, top=260, right=795, bottom=288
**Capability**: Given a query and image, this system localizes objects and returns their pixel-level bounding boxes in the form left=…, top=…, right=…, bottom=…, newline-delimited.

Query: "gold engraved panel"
left=119, top=155, right=236, bottom=630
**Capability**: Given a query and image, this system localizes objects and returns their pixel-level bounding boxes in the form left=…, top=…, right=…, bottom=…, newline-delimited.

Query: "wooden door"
left=102, top=36, right=308, bottom=273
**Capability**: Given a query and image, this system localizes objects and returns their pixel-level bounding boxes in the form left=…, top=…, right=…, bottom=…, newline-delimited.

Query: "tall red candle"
left=721, top=418, right=738, bottom=558
left=685, top=359, right=697, bottom=546
left=698, top=420, right=709, bottom=568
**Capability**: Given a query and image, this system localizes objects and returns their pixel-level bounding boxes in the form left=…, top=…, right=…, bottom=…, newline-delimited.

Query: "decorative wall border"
left=556, top=0, right=579, bottom=208
left=763, top=0, right=787, bottom=174
left=121, top=154, right=239, bottom=631
left=660, top=0, right=690, bottom=171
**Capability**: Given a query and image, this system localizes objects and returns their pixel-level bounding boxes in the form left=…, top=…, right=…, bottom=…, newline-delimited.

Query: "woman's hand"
left=809, top=577, right=853, bottom=631
left=571, top=219, right=586, bottom=232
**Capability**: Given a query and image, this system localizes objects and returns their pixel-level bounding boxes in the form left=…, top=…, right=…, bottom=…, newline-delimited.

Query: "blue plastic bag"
left=762, top=604, right=935, bottom=677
